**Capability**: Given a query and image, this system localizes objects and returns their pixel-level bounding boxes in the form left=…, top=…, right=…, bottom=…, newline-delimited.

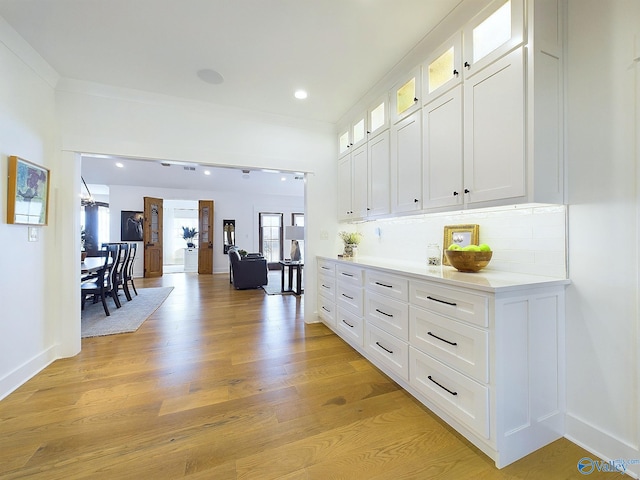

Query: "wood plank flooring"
left=0, top=273, right=593, bottom=479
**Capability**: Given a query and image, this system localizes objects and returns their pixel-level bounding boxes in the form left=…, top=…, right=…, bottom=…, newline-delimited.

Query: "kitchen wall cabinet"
left=317, top=256, right=568, bottom=468
left=391, top=110, right=422, bottom=213
left=422, top=32, right=462, bottom=105
left=463, top=47, right=525, bottom=205
left=462, top=0, right=524, bottom=78
left=422, top=85, right=464, bottom=210
left=366, top=130, right=390, bottom=217
left=391, top=66, right=421, bottom=124
left=336, top=0, right=563, bottom=221
left=337, top=155, right=353, bottom=221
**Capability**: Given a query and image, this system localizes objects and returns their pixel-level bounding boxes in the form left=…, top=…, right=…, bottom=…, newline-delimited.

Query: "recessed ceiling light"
left=294, top=90, right=308, bottom=100
left=281, top=177, right=287, bottom=181
left=115, top=162, right=124, bottom=168
left=204, top=170, right=211, bottom=175
left=197, top=69, right=224, bottom=85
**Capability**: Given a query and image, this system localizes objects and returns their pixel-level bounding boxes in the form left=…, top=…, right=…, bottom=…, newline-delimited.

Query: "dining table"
left=81, top=256, right=109, bottom=275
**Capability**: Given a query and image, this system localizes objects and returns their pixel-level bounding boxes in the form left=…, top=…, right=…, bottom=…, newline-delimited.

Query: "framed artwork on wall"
left=7, top=156, right=50, bottom=226
left=121, top=211, right=144, bottom=241
left=442, top=224, right=479, bottom=265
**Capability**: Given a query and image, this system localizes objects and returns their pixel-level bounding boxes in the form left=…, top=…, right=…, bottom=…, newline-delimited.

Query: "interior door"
left=143, top=196, right=163, bottom=277
left=198, top=200, right=214, bottom=274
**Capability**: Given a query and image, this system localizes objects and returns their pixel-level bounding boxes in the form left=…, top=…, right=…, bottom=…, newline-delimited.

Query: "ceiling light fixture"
left=115, top=162, right=124, bottom=168
left=204, top=170, right=211, bottom=175
left=197, top=69, right=225, bottom=85
left=294, top=89, right=308, bottom=100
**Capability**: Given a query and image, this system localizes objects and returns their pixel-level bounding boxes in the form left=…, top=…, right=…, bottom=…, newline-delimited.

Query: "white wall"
left=0, top=18, right=60, bottom=398
left=106, top=184, right=304, bottom=276
left=356, top=204, right=567, bottom=278
left=565, top=0, right=640, bottom=475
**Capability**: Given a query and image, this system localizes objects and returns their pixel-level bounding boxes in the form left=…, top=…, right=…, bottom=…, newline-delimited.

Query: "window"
left=259, top=212, right=283, bottom=265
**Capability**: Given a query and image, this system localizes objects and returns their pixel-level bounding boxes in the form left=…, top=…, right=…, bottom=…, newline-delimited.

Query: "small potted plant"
left=339, top=231, right=363, bottom=258
left=182, top=226, right=198, bottom=248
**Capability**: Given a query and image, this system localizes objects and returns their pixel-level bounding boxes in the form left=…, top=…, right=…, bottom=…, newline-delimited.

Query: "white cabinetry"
left=422, top=85, right=464, bottom=210
left=464, top=47, right=525, bottom=205
left=337, top=154, right=353, bottom=221
left=391, top=110, right=422, bottom=213
left=366, top=130, right=390, bottom=217
left=317, top=259, right=337, bottom=327
left=317, top=257, right=567, bottom=468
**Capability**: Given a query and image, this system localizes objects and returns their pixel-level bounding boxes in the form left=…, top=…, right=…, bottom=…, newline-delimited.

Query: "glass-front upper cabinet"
left=422, top=32, right=462, bottom=105
left=463, top=0, right=524, bottom=77
left=351, top=115, right=367, bottom=150
left=391, top=66, right=421, bottom=124
left=367, top=93, right=389, bottom=139
left=338, top=125, right=350, bottom=158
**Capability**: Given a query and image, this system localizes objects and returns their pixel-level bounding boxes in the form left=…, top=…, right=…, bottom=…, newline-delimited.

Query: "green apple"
left=448, top=244, right=462, bottom=250
left=461, top=244, right=481, bottom=252
left=478, top=243, right=492, bottom=252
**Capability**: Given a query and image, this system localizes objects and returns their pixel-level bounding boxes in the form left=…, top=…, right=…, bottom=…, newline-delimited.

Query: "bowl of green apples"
left=444, top=243, right=493, bottom=272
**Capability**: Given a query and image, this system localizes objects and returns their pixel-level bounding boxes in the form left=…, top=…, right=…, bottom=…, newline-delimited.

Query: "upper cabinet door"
left=351, top=115, right=367, bottom=150
left=422, top=32, right=463, bottom=105
left=391, top=66, right=421, bottom=124
left=463, top=0, right=524, bottom=78
left=338, top=126, right=351, bottom=158
left=367, top=94, right=389, bottom=139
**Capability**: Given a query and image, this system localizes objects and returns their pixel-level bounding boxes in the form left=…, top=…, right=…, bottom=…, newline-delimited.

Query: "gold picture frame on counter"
left=442, top=224, right=479, bottom=265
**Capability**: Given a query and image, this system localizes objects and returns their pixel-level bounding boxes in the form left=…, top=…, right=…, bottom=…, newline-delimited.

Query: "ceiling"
left=0, top=0, right=462, bottom=124
left=0, top=0, right=462, bottom=193
left=81, top=155, right=306, bottom=196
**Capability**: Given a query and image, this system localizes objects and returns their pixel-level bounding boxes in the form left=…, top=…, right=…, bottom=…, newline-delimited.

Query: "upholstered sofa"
left=228, top=247, right=268, bottom=289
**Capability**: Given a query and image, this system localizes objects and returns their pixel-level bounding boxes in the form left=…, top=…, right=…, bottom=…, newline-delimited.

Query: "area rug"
left=261, top=272, right=293, bottom=295
left=81, top=287, right=174, bottom=338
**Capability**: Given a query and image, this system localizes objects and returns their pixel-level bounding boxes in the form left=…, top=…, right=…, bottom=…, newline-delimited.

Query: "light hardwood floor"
left=0, top=273, right=595, bottom=479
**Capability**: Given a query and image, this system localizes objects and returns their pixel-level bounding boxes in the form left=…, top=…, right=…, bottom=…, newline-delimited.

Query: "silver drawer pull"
left=375, top=308, right=393, bottom=318
left=375, top=341, right=393, bottom=354
left=342, top=319, right=354, bottom=328
left=341, top=293, right=354, bottom=300
left=375, top=281, right=393, bottom=288
left=322, top=306, right=331, bottom=312
left=426, top=296, right=457, bottom=307
left=341, top=272, right=354, bottom=277
left=321, top=266, right=331, bottom=270
left=428, top=375, right=458, bottom=396
left=427, top=331, right=457, bottom=346
left=321, top=284, right=330, bottom=289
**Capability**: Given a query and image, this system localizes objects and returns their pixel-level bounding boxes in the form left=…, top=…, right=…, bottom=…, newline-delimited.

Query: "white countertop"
left=318, top=255, right=570, bottom=293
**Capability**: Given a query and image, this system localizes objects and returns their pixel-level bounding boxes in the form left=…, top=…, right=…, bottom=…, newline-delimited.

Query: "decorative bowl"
left=444, top=250, right=493, bottom=272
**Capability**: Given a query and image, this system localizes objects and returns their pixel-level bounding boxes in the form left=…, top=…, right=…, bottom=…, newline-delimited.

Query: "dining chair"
left=123, top=242, right=138, bottom=298
left=114, top=242, right=130, bottom=302
left=81, top=244, right=119, bottom=316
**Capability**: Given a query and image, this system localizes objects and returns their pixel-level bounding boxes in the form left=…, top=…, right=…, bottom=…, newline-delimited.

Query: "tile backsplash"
left=354, top=204, right=567, bottom=278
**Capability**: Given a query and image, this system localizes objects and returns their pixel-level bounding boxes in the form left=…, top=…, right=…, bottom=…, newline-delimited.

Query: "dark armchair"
left=228, top=247, right=268, bottom=289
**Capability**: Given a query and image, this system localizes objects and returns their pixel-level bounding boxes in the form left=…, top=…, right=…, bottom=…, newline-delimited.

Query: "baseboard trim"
left=566, top=413, right=640, bottom=478
left=0, top=346, right=58, bottom=401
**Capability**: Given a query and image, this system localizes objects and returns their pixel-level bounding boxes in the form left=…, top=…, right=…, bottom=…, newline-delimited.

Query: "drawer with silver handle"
left=410, top=280, right=489, bottom=327
left=318, top=296, right=336, bottom=327
left=336, top=283, right=363, bottom=316
left=318, top=273, right=336, bottom=302
left=336, top=264, right=364, bottom=287
left=365, top=323, right=409, bottom=381
left=365, top=270, right=409, bottom=302
left=336, top=307, right=364, bottom=348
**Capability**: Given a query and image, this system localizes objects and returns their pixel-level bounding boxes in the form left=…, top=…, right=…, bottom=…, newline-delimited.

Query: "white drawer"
left=336, top=307, right=364, bottom=348
left=410, top=280, right=489, bottom=327
left=365, top=291, right=409, bottom=341
left=365, top=323, right=409, bottom=381
left=337, top=283, right=363, bottom=316
left=409, top=347, right=489, bottom=438
left=410, top=306, right=488, bottom=383
left=317, top=296, right=336, bottom=327
left=318, top=273, right=336, bottom=302
left=318, top=259, right=336, bottom=275
left=336, top=264, right=364, bottom=287
left=365, top=270, right=409, bottom=302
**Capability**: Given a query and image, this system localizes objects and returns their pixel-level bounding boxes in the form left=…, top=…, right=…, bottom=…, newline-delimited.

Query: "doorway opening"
left=163, top=199, right=198, bottom=273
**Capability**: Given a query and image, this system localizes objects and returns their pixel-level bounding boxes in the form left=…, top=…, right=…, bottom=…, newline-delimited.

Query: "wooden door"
left=198, top=200, right=214, bottom=274
left=143, top=196, right=163, bottom=278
